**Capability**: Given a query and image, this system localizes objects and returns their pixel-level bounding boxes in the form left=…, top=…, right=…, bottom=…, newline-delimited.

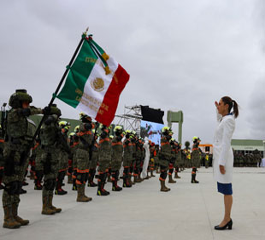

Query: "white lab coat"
left=213, top=112, right=235, bottom=183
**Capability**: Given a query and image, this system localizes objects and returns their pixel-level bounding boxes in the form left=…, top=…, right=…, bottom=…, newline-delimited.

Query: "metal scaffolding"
left=114, top=105, right=142, bottom=134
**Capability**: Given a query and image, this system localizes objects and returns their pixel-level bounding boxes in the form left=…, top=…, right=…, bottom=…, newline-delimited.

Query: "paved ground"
left=0, top=167, right=265, bottom=240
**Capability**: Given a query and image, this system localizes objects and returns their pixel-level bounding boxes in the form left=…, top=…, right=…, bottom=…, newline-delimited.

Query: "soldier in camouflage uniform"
left=129, top=131, right=137, bottom=184
left=174, top=141, right=181, bottom=179
left=149, top=142, right=156, bottom=178
left=71, top=126, right=80, bottom=191
left=191, top=136, right=201, bottom=183
left=253, top=149, right=261, bottom=167
left=33, top=137, right=44, bottom=190
left=123, top=130, right=133, bottom=188
left=40, top=104, right=63, bottom=215
left=2, top=89, right=43, bottom=228
left=97, top=125, right=111, bottom=196
left=205, top=152, right=210, bottom=168
left=133, top=137, right=144, bottom=183
left=0, top=125, right=4, bottom=190
left=159, top=127, right=173, bottom=192
left=87, top=129, right=99, bottom=187
left=74, top=113, right=93, bottom=202
left=110, top=126, right=123, bottom=191
left=168, top=138, right=177, bottom=184
left=55, top=121, right=71, bottom=195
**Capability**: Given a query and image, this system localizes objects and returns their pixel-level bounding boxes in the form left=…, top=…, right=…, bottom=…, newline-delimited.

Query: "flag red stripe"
left=95, top=64, right=130, bottom=126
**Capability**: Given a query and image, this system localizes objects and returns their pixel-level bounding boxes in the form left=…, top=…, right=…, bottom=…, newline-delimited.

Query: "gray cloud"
left=0, top=0, right=264, bottom=143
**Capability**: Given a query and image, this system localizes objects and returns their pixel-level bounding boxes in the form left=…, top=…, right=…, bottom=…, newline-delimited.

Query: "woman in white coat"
left=213, top=96, right=239, bottom=230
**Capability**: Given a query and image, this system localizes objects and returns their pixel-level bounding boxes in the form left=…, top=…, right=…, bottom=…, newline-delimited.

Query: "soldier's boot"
left=12, top=203, right=29, bottom=226
left=191, top=174, right=199, bottom=184
left=174, top=171, right=181, bottom=179
left=168, top=174, right=176, bottom=183
left=48, top=195, right=62, bottom=213
left=160, top=180, right=170, bottom=192
left=67, top=174, right=73, bottom=184
left=112, top=179, right=122, bottom=191
left=77, top=184, right=92, bottom=202
left=34, top=180, right=43, bottom=190
left=3, top=206, right=21, bottom=229
left=123, top=175, right=132, bottom=188
left=41, top=196, right=56, bottom=215
left=97, top=180, right=110, bottom=196
left=133, top=175, right=141, bottom=183
left=55, top=181, right=67, bottom=195
left=72, top=178, right=77, bottom=191
left=151, top=170, right=156, bottom=177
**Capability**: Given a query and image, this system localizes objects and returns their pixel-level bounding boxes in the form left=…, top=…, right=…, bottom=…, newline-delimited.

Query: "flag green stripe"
left=57, top=40, right=98, bottom=108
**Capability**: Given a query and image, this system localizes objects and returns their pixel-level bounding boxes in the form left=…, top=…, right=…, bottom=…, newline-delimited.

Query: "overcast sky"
left=0, top=0, right=265, bottom=144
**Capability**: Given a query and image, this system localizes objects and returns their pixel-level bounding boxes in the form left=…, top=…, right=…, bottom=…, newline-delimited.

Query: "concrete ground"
left=0, top=167, right=265, bottom=240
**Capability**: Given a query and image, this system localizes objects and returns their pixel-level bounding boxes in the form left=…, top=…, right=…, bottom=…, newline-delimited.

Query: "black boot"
left=97, top=174, right=110, bottom=196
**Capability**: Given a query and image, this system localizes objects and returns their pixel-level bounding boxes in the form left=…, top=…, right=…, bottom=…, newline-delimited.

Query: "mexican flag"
left=56, top=34, right=130, bottom=126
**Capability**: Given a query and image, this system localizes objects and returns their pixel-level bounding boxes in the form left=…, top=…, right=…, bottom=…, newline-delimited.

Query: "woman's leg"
left=219, top=195, right=233, bottom=226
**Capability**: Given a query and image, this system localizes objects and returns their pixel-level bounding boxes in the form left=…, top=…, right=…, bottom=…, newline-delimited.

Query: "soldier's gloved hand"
left=42, top=106, right=51, bottom=115
left=17, top=108, right=31, bottom=117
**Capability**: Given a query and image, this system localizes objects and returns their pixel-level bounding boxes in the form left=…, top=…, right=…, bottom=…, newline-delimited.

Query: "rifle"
left=1, top=103, right=7, bottom=139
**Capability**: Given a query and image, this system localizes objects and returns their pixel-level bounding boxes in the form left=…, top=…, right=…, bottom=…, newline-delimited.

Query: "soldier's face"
left=22, top=101, right=30, bottom=109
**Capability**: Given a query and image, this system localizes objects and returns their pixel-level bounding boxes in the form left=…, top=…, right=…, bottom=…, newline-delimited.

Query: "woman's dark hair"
left=221, top=96, right=239, bottom=118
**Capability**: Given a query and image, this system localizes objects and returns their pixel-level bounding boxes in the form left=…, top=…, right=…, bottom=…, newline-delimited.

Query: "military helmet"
left=9, top=89, right=32, bottom=108
left=79, top=112, right=92, bottom=122
left=59, top=121, right=70, bottom=130
left=162, top=126, right=170, bottom=134
left=114, top=125, right=123, bottom=135
left=74, top=125, right=80, bottom=133
left=193, top=136, right=200, bottom=141
left=50, top=104, right=61, bottom=116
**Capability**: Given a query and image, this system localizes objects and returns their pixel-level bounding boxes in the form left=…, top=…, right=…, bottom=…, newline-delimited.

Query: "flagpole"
left=25, top=29, right=88, bottom=161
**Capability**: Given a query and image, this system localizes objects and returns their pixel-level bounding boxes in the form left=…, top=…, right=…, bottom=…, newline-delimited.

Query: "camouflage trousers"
left=74, top=148, right=90, bottom=185
left=110, top=160, right=122, bottom=172
left=2, top=143, right=30, bottom=208
left=41, top=146, right=60, bottom=198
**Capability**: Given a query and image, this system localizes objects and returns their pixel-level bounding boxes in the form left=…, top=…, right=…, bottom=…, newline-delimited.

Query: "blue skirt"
left=217, top=182, right=233, bottom=195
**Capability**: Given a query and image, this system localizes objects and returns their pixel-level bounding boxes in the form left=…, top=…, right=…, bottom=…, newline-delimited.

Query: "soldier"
left=40, top=104, right=63, bottom=215
left=129, top=131, right=137, bottom=184
left=97, top=125, right=111, bottom=196
left=74, top=113, right=93, bottom=202
left=168, top=138, right=177, bottom=184
left=159, top=127, right=173, bottom=192
left=173, top=141, right=181, bottom=179
left=191, top=136, right=201, bottom=183
left=183, top=141, right=191, bottom=168
left=55, top=121, right=71, bottom=195
left=87, top=128, right=99, bottom=187
left=110, top=126, right=123, bottom=191
left=253, top=149, right=262, bottom=167
left=205, top=152, right=210, bottom=168
left=33, top=137, right=44, bottom=190
left=149, top=142, right=156, bottom=178
left=123, top=130, right=132, bottom=188
left=71, top=125, right=80, bottom=191
left=0, top=125, right=4, bottom=190
left=133, top=137, right=144, bottom=183
left=2, top=89, right=43, bottom=228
